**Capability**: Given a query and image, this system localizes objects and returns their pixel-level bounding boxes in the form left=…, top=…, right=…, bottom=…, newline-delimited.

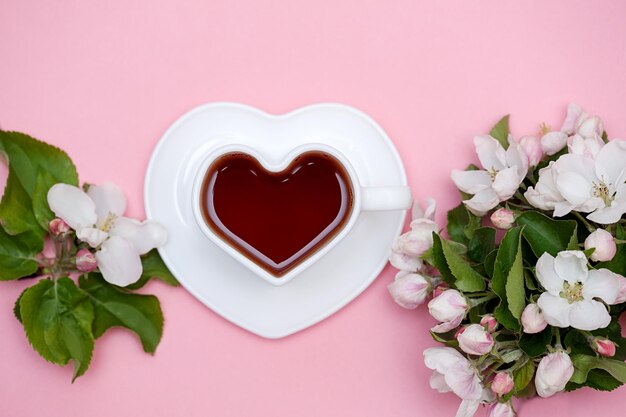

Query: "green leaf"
left=19, top=277, right=94, bottom=380
left=468, top=227, right=496, bottom=263
left=489, top=115, right=510, bottom=149
left=505, top=229, right=525, bottom=319
left=32, top=171, right=58, bottom=230
left=0, top=130, right=78, bottom=235
left=447, top=204, right=471, bottom=244
left=126, top=250, right=178, bottom=290
left=0, top=130, right=78, bottom=196
left=431, top=233, right=455, bottom=286
left=513, top=359, right=535, bottom=392
left=79, top=273, right=163, bottom=353
left=14, top=287, right=28, bottom=323
left=569, top=354, right=626, bottom=385
left=491, top=227, right=523, bottom=331
left=0, top=227, right=43, bottom=280
left=517, top=212, right=578, bottom=257
left=519, top=327, right=552, bottom=357
left=0, top=168, right=41, bottom=236
left=484, top=249, right=497, bottom=278
left=584, top=369, right=623, bottom=391
left=439, top=236, right=486, bottom=292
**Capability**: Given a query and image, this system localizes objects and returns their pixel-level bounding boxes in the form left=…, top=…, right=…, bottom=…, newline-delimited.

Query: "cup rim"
left=191, top=142, right=363, bottom=286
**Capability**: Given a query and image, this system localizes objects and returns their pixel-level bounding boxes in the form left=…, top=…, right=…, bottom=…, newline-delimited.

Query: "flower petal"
left=412, top=197, right=437, bottom=221
left=595, top=140, right=626, bottom=185
left=76, top=227, right=108, bottom=248
left=463, top=189, right=499, bottom=216
left=95, top=236, right=142, bottom=287
left=109, top=217, right=168, bottom=255
left=445, top=360, right=483, bottom=400
left=474, top=135, right=506, bottom=171
left=556, top=171, right=595, bottom=207
left=505, top=136, right=529, bottom=178
left=537, top=293, right=572, bottom=328
left=430, top=371, right=453, bottom=393
left=423, top=347, right=465, bottom=373
left=47, top=184, right=97, bottom=231
left=451, top=170, right=493, bottom=195
left=492, top=166, right=520, bottom=200
left=587, top=201, right=626, bottom=224
left=535, top=253, right=563, bottom=295
left=554, top=251, right=588, bottom=284
left=568, top=299, right=611, bottom=331
left=456, top=400, right=480, bottom=417
left=87, top=181, right=127, bottom=225
left=389, top=248, right=422, bottom=272
left=584, top=269, right=622, bottom=304
left=561, top=103, right=584, bottom=134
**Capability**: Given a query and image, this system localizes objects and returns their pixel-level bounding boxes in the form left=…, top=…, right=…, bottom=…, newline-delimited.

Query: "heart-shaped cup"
left=191, top=142, right=412, bottom=286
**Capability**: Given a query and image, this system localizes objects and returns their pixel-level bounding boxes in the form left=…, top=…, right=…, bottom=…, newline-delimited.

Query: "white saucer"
left=144, top=103, right=408, bottom=338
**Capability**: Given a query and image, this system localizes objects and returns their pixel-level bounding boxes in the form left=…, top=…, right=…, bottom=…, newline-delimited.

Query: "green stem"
left=572, top=211, right=595, bottom=233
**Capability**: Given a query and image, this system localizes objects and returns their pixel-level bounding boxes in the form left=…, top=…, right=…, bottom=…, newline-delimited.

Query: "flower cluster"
left=0, top=130, right=177, bottom=380
left=388, top=104, right=626, bottom=417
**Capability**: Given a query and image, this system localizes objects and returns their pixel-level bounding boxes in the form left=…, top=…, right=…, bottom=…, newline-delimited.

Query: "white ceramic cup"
left=192, top=142, right=412, bottom=286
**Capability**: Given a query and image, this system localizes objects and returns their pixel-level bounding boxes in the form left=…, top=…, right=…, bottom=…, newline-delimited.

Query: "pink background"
left=1, top=1, right=625, bottom=416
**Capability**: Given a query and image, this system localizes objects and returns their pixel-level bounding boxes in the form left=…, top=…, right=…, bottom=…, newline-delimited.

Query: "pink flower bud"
left=616, top=276, right=626, bottom=304
left=491, top=372, right=514, bottom=396
left=521, top=303, right=548, bottom=334
left=428, top=289, right=468, bottom=333
left=593, top=338, right=616, bottom=357
left=519, top=135, right=542, bottom=166
left=432, top=283, right=449, bottom=298
left=76, top=248, right=98, bottom=272
left=49, top=218, right=70, bottom=236
left=491, top=208, right=515, bottom=230
left=535, top=351, right=574, bottom=398
left=487, top=402, right=516, bottom=417
left=584, top=229, right=617, bottom=262
left=480, top=314, right=498, bottom=332
left=388, top=271, right=431, bottom=309
left=457, top=324, right=494, bottom=355
left=541, top=131, right=568, bottom=156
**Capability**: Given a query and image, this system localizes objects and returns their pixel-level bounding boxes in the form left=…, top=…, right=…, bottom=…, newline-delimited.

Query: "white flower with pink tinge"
left=389, top=198, right=438, bottom=272
left=47, top=182, right=167, bottom=286
left=451, top=135, right=528, bottom=216
left=428, top=289, right=468, bottom=333
left=424, top=347, right=494, bottom=417
left=536, top=250, right=623, bottom=331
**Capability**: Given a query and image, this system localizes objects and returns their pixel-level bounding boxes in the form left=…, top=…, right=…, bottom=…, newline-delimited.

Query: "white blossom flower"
left=428, top=289, right=468, bottom=333
left=48, top=182, right=167, bottom=286
left=561, top=103, right=604, bottom=139
left=424, top=347, right=494, bottom=417
left=451, top=135, right=528, bottom=216
left=535, top=351, right=574, bottom=398
left=388, top=271, right=431, bottom=309
left=389, top=198, right=438, bottom=272
left=567, top=133, right=604, bottom=159
left=524, top=161, right=567, bottom=211
left=526, top=140, right=626, bottom=223
left=536, top=251, right=623, bottom=331
left=519, top=135, right=542, bottom=166
left=490, top=208, right=515, bottom=230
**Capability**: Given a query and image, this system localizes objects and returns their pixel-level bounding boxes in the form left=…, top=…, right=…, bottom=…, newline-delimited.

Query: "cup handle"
left=361, top=186, right=412, bottom=211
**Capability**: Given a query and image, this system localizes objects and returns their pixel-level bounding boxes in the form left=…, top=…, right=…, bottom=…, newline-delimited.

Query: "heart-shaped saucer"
left=145, top=103, right=409, bottom=338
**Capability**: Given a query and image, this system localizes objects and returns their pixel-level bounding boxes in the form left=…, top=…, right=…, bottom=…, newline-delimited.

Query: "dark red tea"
left=200, top=151, right=354, bottom=277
